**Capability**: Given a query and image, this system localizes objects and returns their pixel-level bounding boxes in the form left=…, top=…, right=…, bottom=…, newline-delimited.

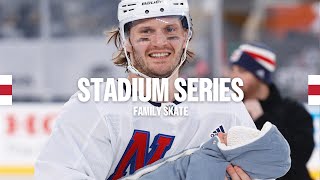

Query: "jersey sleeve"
left=35, top=92, right=113, bottom=180
left=231, top=101, right=256, bottom=129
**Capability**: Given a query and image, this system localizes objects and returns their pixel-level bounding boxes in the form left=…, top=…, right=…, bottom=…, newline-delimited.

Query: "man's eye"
left=166, top=27, right=176, bottom=32
left=167, top=36, right=179, bottom=40
left=141, top=29, right=152, bottom=34
left=138, top=38, right=150, bottom=42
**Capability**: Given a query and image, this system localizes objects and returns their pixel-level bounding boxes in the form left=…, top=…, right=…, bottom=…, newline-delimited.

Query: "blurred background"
left=0, top=0, right=319, bottom=179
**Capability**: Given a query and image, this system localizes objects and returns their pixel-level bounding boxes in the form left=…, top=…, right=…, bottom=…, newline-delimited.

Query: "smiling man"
left=35, top=1, right=258, bottom=180
left=126, top=17, right=187, bottom=78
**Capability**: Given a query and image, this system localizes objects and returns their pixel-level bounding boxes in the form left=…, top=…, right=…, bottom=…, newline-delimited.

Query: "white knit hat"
left=227, top=126, right=261, bottom=147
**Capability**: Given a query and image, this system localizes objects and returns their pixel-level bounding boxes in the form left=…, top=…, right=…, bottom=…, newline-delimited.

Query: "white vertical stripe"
left=0, top=75, right=12, bottom=85
left=240, top=44, right=276, bottom=63
left=308, top=95, right=320, bottom=105
left=256, top=58, right=276, bottom=72
left=308, top=75, right=320, bottom=85
left=0, top=95, right=12, bottom=105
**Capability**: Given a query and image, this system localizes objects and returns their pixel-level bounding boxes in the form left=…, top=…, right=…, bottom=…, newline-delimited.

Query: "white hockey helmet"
left=118, top=0, right=192, bottom=41
left=117, top=0, right=193, bottom=78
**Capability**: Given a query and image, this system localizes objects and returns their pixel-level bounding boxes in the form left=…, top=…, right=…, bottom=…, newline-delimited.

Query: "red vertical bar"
left=0, top=85, right=12, bottom=95
left=308, top=85, right=320, bottom=95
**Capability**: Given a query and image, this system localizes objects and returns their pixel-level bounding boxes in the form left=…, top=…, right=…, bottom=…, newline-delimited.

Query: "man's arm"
left=231, top=101, right=257, bottom=129
left=35, top=93, right=113, bottom=180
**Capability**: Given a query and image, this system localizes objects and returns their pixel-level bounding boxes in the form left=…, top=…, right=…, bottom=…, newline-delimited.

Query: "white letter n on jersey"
left=107, top=130, right=175, bottom=180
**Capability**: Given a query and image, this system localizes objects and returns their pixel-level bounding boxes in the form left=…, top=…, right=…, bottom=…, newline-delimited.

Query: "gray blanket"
left=122, top=122, right=291, bottom=180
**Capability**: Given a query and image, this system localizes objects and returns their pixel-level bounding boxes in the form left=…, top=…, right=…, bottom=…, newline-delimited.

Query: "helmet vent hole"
left=124, top=10, right=127, bottom=13
left=129, top=9, right=134, bottom=11
left=180, top=3, right=184, bottom=5
left=160, top=8, right=164, bottom=12
left=145, top=10, right=149, bottom=14
left=173, top=3, right=179, bottom=5
left=128, top=4, right=136, bottom=6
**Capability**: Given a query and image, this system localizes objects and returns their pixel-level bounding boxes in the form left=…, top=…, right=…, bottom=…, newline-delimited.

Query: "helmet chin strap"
left=123, top=46, right=151, bottom=78
left=123, top=30, right=192, bottom=80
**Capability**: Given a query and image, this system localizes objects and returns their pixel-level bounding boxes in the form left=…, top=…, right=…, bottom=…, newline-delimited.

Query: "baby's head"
left=217, top=126, right=261, bottom=146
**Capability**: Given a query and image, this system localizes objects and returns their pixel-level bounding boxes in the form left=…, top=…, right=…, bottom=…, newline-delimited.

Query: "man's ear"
left=183, top=41, right=188, bottom=49
left=183, top=31, right=191, bottom=48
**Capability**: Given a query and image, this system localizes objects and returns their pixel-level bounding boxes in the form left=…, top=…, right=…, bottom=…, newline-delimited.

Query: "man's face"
left=230, top=65, right=261, bottom=99
left=126, top=16, right=188, bottom=78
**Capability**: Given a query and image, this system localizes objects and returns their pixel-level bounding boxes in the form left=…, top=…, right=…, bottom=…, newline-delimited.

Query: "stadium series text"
left=77, top=78, right=244, bottom=102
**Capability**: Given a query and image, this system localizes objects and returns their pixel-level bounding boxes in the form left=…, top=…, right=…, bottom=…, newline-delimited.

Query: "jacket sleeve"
left=282, top=101, right=314, bottom=174
left=35, top=93, right=113, bottom=180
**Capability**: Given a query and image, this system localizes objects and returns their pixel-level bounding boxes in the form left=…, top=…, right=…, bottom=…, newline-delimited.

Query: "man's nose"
left=152, top=31, right=168, bottom=46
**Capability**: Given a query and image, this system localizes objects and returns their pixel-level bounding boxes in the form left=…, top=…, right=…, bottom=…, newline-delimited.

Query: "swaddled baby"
left=122, top=122, right=291, bottom=180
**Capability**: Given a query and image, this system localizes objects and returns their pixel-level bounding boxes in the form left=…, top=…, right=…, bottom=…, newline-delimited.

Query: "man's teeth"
left=150, top=53, right=170, bottom=58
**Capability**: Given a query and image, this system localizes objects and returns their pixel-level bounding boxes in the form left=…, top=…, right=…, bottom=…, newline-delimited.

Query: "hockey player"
left=35, top=0, right=257, bottom=180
